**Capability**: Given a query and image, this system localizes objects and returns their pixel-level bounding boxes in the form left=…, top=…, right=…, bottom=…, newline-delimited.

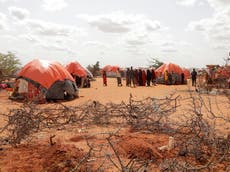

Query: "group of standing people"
left=102, top=67, right=199, bottom=88
left=125, top=67, right=157, bottom=87
left=102, top=67, right=157, bottom=87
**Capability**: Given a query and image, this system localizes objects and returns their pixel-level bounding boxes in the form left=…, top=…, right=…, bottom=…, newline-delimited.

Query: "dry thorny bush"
left=159, top=92, right=230, bottom=171
left=0, top=92, right=229, bottom=171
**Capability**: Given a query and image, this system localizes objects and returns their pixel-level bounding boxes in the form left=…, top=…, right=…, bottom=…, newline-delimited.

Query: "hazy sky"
left=0, top=0, right=229, bottom=68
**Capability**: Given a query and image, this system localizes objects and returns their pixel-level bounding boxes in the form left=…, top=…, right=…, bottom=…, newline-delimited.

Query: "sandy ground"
left=0, top=78, right=229, bottom=171
left=0, top=77, right=191, bottom=113
left=72, top=78, right=193, bottom=104
left=0, top=77, right=229, bottom=108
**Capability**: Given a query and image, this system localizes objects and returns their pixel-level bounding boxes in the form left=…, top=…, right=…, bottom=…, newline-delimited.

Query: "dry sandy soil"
left=0, top=78, right=229, bottom=171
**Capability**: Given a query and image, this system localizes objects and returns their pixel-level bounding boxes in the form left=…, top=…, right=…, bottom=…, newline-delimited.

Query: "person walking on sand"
left=102, top=70, right=107, bottom=86
left=116, top=68, right=122, bottom=86
left=191, top=68, right=197, bottom=86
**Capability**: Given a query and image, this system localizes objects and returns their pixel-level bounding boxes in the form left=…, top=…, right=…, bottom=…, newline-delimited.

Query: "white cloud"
left=0, top=0, right=16, bottom=3
left=42, top=0, right=68, bottom=12
left=125, top=47, right=146, bottom=56
left=178, top=41, right=191, bottom=47
left=39, top=42, right=73, bottom=53
left=7, top=18, right=87, bottom=56
left=89, top=18, right=130, bottom=33
left=207, top=0, right=230, bottom=11
left=0, top=13, right=7, bottom=29
left=188, top=0, right=230, bottom=49
left=124, top=32, right=151, bottom=46
left=25, top=19, right=85, bottom=38
left=78, top=11, right=161, bottom=33
left=189, top=13, right=230, bottom=41
left=161, top=40, right=177, bottom=52
left=0, top=35, right=17, bottom=40
left=176, top=0, right=198, bottom=6
left=19, top=34, right=40, bottom=43
left=162, top=48, right=177, bottom=53
left=78, top=13, right=131, bottom=33
left=213, top=44, right=229, bottom=49
left=18, top=33, right=74, bottom=54
left=144, top=20, right=161, bottom=31
left=188, top=19, right=208, bottom=31
left=83, top=41, right=109, bottom=49
left=161, top=41, right=176, bottom=47
left=8, top=6, right=30, bottom=20
left=160, top=40, right=190, bottom=53
left=126, top=39, right=148, bottom=46
left=198, top=1, right=206, bottom=6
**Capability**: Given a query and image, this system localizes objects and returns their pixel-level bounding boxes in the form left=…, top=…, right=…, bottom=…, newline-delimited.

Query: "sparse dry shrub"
left=0, top=92, right=229, bottom=171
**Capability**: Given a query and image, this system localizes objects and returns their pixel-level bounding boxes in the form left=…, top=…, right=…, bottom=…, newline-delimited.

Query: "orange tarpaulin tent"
left=18, top=59, right=74, bottom=89
left=102, top=65, right=120, bottom=72
left=15, top=59, right=78, bottom=102
left=156, top=63, right=183, bottom=76
left=109, top=66, right=120, bottom=72
left=65, top=61, right=87, bottom=77
left=101, top=65, right=111, bottom=72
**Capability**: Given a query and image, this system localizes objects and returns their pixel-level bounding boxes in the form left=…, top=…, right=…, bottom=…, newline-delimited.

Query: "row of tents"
left=9, top=59, right=191, bottom=103
left=101, top=63, right=191, bottom=81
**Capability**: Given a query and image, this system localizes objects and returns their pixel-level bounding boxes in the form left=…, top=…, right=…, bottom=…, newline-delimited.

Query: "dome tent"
left=156, top=63, right=184, bottom=84
left=102, top=65, right=121, bottom=72
left=66, top=61, right=94, bottom=78
left=65, top=61, right=87, bottom=77
left=156, top=63, right=183, bottom=76
left=11, top=59, right=78, bottom=102
left=65, top=61, right=92, bottom=88
left=101, top=65, right=122, bottom=77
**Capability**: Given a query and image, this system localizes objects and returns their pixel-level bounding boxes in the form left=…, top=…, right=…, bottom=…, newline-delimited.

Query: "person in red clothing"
left=142, top=69, right=146, bottom=86
left=102, top=71, right=107, bottom=86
